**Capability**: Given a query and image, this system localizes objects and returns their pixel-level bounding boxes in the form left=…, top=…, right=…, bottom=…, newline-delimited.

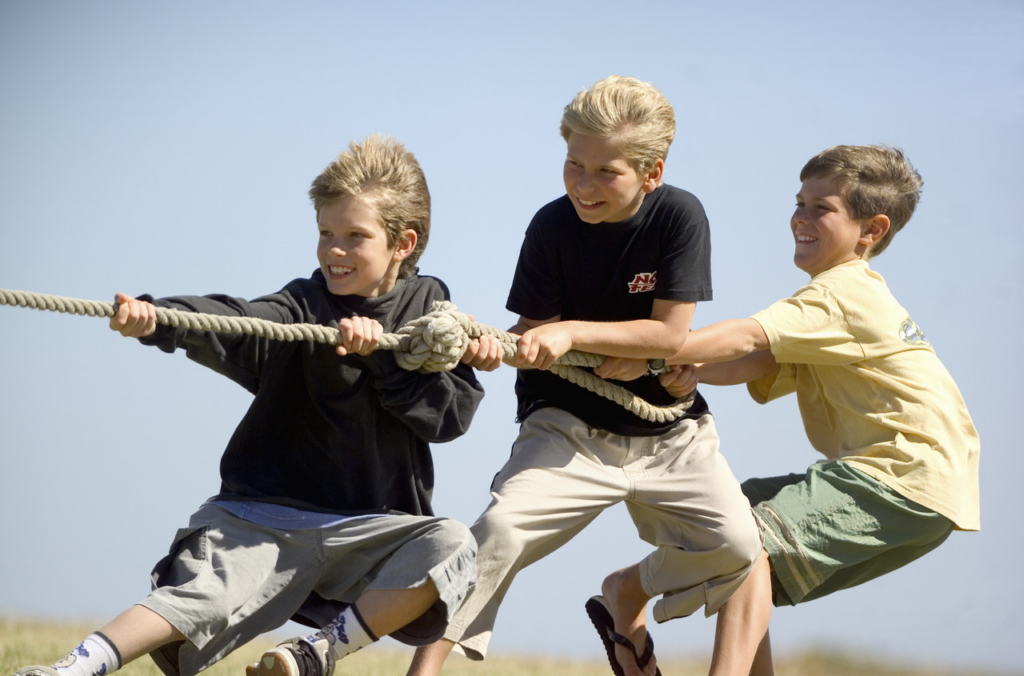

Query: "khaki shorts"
left=142, top=502, right=477, bottom=676
left=446, top=407, right=762, bottom=660
left=744, top=460, right=954, bottom=607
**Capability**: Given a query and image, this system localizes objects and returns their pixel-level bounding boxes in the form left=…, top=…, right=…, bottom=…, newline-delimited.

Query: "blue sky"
left=1, top=1, right=1021, bottom=672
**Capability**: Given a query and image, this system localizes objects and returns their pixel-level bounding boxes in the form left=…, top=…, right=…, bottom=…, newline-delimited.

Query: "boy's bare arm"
left=696, top=351, right=779, bottom=385
left=656, top=318, right=777, bottom=398
left=509, top=314, right=559, bottom=336
left=668, top=318, right=770, bottom=365
left=659, top=352, right=779, bottom=399
left=514, top=300, right=695, bottom=370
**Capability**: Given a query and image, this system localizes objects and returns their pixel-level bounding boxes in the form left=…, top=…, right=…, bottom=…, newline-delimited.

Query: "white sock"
left=52, top=633, right=122, bottom=676
left=307, top=606, right=377, bottom=661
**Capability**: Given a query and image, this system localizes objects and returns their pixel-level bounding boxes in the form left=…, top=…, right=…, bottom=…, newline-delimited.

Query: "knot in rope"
left=386, top=301, right=475, bottom=373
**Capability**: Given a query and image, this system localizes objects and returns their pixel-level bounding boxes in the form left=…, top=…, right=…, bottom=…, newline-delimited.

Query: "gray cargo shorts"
left=142, top=501, right=477, bottom=676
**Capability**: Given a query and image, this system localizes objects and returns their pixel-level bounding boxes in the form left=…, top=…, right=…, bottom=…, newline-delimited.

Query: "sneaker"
left=13, top=668, right=60, bottom=676
left=245, top=638, right=334, bottom=676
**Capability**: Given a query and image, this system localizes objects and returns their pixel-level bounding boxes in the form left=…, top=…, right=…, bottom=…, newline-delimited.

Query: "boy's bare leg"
left=708, top=549, right=773, bottom=676
left=602, top=564, right=657, bottom=676
left=102, top=587, right=438, bottom=664
left=354, top=583, right=439, bottom=638
left=98, top=605, right=185, bottom=664
left=405, top=639, right=456, bottom=676
left=250, top=583, right=444, bottom=676
left=750, top=630, right=774, bottom=676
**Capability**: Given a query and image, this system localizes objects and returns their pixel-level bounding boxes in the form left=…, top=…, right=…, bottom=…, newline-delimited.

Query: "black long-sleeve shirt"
left=140, top=270, right=484, bottom=517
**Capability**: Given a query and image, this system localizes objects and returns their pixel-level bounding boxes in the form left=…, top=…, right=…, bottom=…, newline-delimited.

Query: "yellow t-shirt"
left=749, top=260, right=980, bottom=530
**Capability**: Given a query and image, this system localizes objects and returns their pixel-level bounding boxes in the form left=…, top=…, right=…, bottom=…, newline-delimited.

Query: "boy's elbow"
left=662, top=329, right=695, bottom=362
left=660, top=333, right=689, bottom=359
left=756, top=353, right=781, bottom=381
left=646, top=322, right=690, bottom=359
left=428, top=409, right=477, bottom=443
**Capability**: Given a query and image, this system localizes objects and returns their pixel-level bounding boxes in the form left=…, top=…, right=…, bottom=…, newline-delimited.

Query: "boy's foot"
left=586, top=596, right=661, bottom=676
left=13, top=667, right=60, bottom=676
left=245, top=638, right=335, bottom=676
left=592, top=565, right=660, bottom=676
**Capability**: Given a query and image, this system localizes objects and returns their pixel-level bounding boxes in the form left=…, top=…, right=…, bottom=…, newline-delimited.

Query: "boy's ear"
left=860, top=214, right=890, bottom=247
left=393, top=229, right=418, bottom=261
left=642, top=159, right=665, bottom=193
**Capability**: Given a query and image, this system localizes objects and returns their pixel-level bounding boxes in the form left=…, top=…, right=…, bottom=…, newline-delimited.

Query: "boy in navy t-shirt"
left=408, top=76, right=762, bottom=676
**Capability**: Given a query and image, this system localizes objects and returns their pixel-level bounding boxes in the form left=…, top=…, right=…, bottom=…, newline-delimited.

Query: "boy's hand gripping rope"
left=0, top=288, right=694, bottom=423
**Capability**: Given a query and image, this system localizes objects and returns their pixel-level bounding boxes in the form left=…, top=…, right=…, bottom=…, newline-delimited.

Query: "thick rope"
left=0, top=288, right=694, bottom=423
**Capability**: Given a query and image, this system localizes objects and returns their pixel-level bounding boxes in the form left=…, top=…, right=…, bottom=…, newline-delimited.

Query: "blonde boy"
left=15, top=136, right=484, bottom=676
left=660, top=145, right=980, bottom=675
left=408, top=76, right=762, bottom=676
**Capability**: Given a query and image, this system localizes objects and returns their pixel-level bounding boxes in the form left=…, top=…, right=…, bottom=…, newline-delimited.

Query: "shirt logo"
left=628, top=272, right=657, bottom=293
left=898, top=316, right=929, bottom=346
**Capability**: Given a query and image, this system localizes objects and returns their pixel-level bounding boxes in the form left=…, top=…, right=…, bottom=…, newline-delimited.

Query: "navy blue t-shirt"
left=506, top=184, right=712, bottom=436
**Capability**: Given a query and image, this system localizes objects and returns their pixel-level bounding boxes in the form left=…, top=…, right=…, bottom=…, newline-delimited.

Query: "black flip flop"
left=585, top=595, right=662, bottom=676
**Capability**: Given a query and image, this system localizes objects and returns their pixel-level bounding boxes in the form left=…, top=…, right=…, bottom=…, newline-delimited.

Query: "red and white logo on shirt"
left=628, top=272, right=657, bottom=293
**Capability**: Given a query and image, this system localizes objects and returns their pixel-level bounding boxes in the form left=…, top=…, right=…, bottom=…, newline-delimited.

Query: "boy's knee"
left=470, top=508, right=529, bottom=554
left=426, top=518, right=475, bottom=552
left=450, top=519, right=475, bottom=546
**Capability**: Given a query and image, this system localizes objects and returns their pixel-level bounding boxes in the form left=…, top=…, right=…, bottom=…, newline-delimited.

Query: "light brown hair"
left=801, top=145, right=923, bottom=257
left=309, top=135, right=430, bottom=278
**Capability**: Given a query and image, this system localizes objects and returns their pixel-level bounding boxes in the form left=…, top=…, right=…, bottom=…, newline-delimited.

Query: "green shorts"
left=742, top=460, right=954, bottom=607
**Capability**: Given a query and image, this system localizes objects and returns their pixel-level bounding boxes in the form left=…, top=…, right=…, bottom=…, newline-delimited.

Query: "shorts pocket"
left=150, top=525, right=211, bottom=592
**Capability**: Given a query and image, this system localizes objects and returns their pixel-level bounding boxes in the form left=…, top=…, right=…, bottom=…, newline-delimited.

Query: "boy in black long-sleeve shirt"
left=15, top=136, right=485, bottom=676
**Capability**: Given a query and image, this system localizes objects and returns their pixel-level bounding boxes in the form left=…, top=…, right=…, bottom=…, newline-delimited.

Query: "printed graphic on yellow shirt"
left=899, top=317, right=929, bottom=346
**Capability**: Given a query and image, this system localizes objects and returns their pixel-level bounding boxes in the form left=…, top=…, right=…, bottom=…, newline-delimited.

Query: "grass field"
left=0, top=618, right=1012, bottom=676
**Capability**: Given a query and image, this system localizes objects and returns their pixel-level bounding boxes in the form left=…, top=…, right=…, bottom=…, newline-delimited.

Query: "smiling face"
left=316, top=194, right=415, bottom=298
left=562, top=133, right=663, bottom=224
left=791, top=177, right=876, bottom=277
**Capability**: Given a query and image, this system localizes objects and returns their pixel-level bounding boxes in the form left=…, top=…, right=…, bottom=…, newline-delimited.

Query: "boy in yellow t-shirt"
left=660, top=145, right=980, bottom=676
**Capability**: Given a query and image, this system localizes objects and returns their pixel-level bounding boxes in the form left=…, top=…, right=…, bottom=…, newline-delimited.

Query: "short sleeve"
left=752, top=284, right=866, bottom=365
left=506, top=217, right=563, bottom=320
left=747, top=362, right=797, bottom=403
left=654, top=208, right=712, bottom=303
